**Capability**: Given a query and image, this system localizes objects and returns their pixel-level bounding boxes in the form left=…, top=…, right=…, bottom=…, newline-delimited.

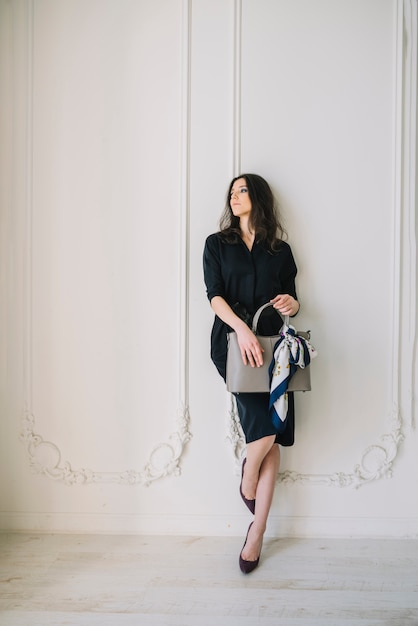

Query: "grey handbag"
left=226, top=302, right=312, bottom=393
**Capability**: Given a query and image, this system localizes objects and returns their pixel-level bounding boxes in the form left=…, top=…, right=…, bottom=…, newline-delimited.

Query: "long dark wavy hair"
left=219, top=173, right=286, bottom=251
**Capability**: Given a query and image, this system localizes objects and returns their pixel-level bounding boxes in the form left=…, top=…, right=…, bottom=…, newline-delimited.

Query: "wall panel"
left=0, top=0, right=416, bottom=536
left=21, top=0, right=192, bottom=483
left=222, top=0, right=415, bottom=487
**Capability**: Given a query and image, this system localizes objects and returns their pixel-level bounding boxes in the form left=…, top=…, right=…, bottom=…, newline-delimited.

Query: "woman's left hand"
left=270, top=294, right=299, bottom=317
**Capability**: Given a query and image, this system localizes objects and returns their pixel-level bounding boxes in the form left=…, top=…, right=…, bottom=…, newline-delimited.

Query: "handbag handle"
left=251, top=302, right=289, bottom=333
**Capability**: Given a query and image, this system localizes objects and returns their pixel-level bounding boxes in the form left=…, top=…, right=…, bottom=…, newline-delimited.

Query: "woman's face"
left=230, top=177, right=252, bottom=219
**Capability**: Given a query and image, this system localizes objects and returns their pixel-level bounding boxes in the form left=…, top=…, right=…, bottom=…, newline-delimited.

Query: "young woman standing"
left=203, top=173, right=300, bottom=573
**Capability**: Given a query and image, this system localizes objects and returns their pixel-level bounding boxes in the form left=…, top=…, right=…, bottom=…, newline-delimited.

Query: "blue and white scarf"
left=269, top=325, right=318, bottom=431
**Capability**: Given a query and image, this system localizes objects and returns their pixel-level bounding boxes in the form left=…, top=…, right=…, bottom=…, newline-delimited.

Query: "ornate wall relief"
left=228, top=0, right=417, bottom=487
left=18, top=0, right=193, bottom=485
left=13, top=0, right=416, bottom=492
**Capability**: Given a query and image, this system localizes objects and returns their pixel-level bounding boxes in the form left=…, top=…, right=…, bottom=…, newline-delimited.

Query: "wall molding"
left=228, top=0, right=417, bottom=487
left=14, top=0, right=418, bottom=490
left=233, top=0, right=242, bottom=176
left=18, top=0, right=193, bottom=486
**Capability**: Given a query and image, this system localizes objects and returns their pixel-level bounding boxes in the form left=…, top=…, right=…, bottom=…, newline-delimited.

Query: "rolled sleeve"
left=203, top=234, right=225, bottom=302
left=281, top=245, right=298, bottom=301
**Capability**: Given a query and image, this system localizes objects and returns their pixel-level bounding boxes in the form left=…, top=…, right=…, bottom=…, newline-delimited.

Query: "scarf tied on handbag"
left=269, top=325, right=318, bottom=431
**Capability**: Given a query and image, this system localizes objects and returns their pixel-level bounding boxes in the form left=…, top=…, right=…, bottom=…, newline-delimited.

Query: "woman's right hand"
left=209, top=296, right=264, bottom=367
left=236, top=323, right=264, bottom=368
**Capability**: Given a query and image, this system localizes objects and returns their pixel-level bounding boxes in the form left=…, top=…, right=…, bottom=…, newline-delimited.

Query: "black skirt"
left=234, top=391, right=295, bottom=446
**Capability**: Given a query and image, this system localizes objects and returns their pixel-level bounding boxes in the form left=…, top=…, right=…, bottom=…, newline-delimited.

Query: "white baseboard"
left=1, top=512, right=417, bottom=538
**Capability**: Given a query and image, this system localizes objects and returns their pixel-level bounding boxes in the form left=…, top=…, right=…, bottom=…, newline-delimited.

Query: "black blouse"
left=203, top=232, right=298, bottom=379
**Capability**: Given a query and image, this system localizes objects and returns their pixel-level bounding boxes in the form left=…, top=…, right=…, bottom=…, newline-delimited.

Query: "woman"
left=203, top=173, right=300, bottom=574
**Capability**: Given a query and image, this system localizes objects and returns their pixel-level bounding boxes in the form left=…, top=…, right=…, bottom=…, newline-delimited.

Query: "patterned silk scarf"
left=269, top=325, right=318, bottom=431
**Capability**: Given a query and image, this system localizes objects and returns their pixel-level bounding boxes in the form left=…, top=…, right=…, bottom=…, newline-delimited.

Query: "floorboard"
left=1, top=534, right=417, bottom=625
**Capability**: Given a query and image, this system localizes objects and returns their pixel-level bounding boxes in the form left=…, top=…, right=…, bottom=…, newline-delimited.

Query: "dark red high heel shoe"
left=240, top=458, right=256, bottom=514
left=239, top=522, right=260, bottom=574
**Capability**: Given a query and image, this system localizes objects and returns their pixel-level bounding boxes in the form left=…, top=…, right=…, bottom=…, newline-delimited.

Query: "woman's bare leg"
left=241, top=434, right=276, bottom=501
left=241, top=443, right=280, bottom=562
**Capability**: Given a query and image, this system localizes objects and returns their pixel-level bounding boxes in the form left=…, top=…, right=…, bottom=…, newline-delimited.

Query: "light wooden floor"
left=1, top=533, right=418, bottom=626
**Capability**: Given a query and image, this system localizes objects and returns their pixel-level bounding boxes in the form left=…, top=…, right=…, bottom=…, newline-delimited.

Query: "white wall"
left=1, top=0, right=417, bottom=538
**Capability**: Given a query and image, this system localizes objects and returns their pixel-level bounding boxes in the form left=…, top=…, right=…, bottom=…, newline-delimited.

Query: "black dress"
left=203, top=232, right=298, bottom=446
